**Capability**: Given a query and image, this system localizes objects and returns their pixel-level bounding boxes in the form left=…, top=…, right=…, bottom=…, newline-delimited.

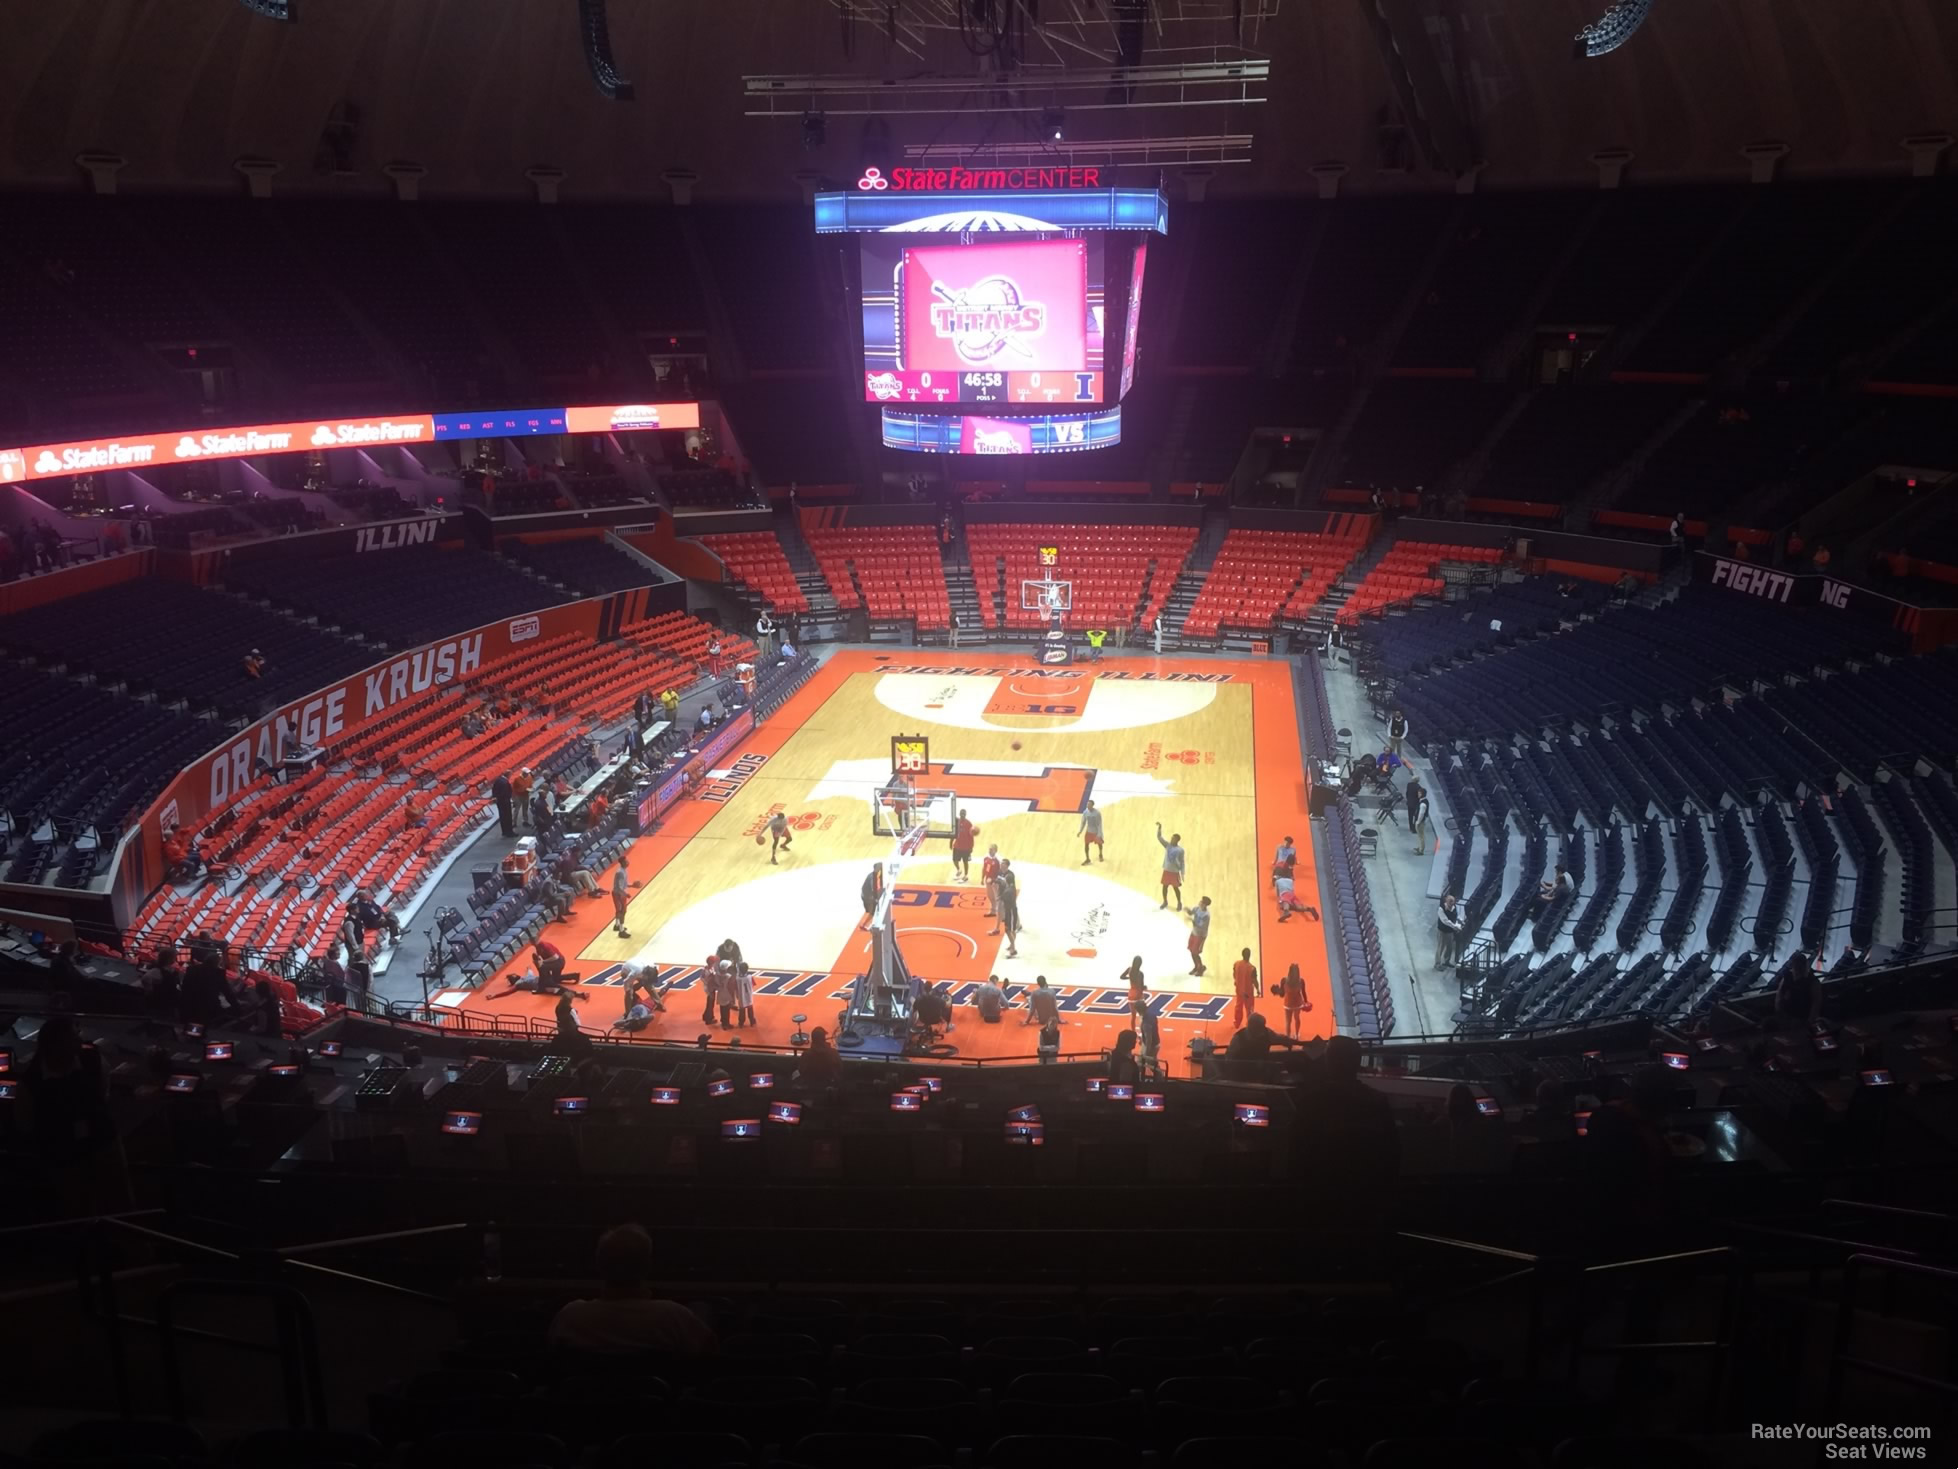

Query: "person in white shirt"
left=1435, top=892, right=1465, bottom=969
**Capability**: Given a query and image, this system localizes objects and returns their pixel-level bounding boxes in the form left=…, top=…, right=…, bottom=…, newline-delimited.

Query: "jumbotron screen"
left=861, top=235, right=1106, bottom=406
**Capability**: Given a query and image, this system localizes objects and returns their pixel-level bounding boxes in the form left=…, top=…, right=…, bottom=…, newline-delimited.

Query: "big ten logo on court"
left=890, top=887, right=989, bottom=911
left=700, top=752, right=769, bottom=804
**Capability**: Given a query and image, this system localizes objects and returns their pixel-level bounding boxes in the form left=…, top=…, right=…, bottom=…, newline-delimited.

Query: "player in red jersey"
left=951, top=809, right=978, bottom=882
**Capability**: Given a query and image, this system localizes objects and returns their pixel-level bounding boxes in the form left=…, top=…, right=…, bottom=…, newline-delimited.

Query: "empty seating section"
left=485, top=627, right=684, bottom=726
left=1336, top=381, right=1512, bottom=492
left=1174, top=202, right=1310, bottom=366
left=502, top=537, right=667, bottom=596
left=623, top=610, right=757, bottom=673
left=433, top=209, right=611, bottom=385
left=122, top=630, right=686, bottom=961
left=148, top=201, right=385, bottom=397
left=1290, top=195, right=1455, bottom=371
left=660, top=468, right=762, bottom=510
left=693, top=206, right=831, bottom=370
left=1357, top=577, right=1607, bottom=682
left=966, top=523, right=1196, bottom=634
left=1339, top=543, right=1501, bottom=624
left=1394, top=193, right=1594, bottom=369
left=0, top=664, right=213, bottom=870
left=1181, top=530, right=1360, bottom=639
left=1380, top=583, right=1956, bottom=1027
left=719, top=379, right=856, bottom=487
left=223, top=546, right=567, bottom=649
left=807, top=527, right=951, bottom=631
left=1329, top=798, right=1394, bottom=1037
left=1483, top=387, right=1683, bottom=504
left=698, top=531, right=811, bottom=613
left=0, top=578, right=371, bottom=722
left=1626, top=182, right=1896, bottom=373
left=563, top=473, right=653, bottom=512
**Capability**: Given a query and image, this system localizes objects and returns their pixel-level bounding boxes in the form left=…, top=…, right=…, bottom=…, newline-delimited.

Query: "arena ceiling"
left=1, top=0, right=1954, bottom=203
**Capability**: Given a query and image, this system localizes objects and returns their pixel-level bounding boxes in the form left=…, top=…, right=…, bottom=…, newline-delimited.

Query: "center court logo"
left=930, top=277, right=1047, bottom=365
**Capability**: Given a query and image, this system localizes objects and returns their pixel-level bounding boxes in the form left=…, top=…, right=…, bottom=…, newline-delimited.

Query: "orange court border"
left=443, top=649, right=1331, bottom=1063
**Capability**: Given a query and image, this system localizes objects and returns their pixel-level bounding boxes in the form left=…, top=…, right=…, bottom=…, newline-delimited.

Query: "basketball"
left=1011, top=740, right=1022, bottom=750
left=755, top=833, right=766, bottom=845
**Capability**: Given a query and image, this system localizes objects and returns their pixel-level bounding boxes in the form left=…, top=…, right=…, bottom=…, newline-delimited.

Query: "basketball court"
left=440, top=640, right=1330, bottom=1064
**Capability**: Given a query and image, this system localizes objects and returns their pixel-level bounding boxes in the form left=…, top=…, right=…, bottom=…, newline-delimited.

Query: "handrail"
left=1820, top=1199, right=1956, bottom=1223
left=1582, top=1244, right=1731, bottom=1274
left=0, top=1208, right=164, bottom=1241
left=1397, top=1231, right=1540, bottom=1264
left=102, top=1216, right=243, bottom=1263
left=1826, top=1253, right=1958, bottom=1410
left=275, top=1222, right=473, bottom=1258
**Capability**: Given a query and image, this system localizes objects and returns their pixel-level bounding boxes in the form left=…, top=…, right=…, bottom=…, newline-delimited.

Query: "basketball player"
left=980, top=844, right=1002, bottom=914
left=1188, top=897, right=1214, bottom=978
left=951, top=809, right=978, bottom=882
left=1078, top=800, right=1105, bottom=865
left=884, top=773, right=915, bottom=836
left=767, top=809, right=792, bottom=864
left=998, top=860, right=1021, bottom=958
left=1155, top=823, right=1186, bottom=910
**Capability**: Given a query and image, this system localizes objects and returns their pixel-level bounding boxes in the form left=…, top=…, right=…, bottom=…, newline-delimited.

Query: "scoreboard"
left=864, top=369, right=1104, bottom=407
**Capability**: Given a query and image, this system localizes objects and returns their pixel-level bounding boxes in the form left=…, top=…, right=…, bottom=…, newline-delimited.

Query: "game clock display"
left=864, top=368, right=1104, bottom=406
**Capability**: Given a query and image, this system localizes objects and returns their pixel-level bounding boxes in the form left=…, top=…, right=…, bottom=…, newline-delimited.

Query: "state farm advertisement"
left=900, top=239, right=1087, bottom=375
left=2, top=401, right=702, bottom=483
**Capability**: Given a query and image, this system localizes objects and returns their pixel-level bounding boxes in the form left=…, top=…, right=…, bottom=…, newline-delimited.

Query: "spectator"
left=317, top=945, right=347, bottom=1004
left=1730, top=537, right=1750, bottom=562
left=1293, top=1034, right=1400, bottom=1192
left=660, top=687, right=681, bottom=723
left=1812, top=543, right=1832, bottom=573
left=1668, top=511, right=1685, bottom=549
left=547, top=1224, right=717, bottom=1356
left=49, top=939, right=88, bottom=992
left=511, top=767, right=534, bottom=829
left=144, top=945, right=183, bottom=1018
left=1435, top=892, right=1465, bottom=969
left=1774, top=951, right=1822, bottom=1030
left=21, top=1015, right=125, bottom=1215
left=1784, top=529, right=1806, bottom=565
left=179, top=945, right=234, bottom=1025
left=243, top=648, right=265, bottom=680
left=490, top=772, right=516, bottom=837
left=799, top=1027, right=842, bottom=1087
left=1107, top=1030, right=1140, bottom=1086
left=342, top=888, right=401, bottom=954
left=250, top=979, right=284, bottom=1037
left=1224, top=1011, right=1299, bottom=1062
left=1537, top=865, right=1572, bottom=906
left=554, top=992, right=588, bottom=1051
left=1406, top=777, right=1429, bottom=855
left=1386, top=708, right=1409, bottom=758
left=530, top=784, right=555, bottom=836
left=586, top=791, right=610, bottom=831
